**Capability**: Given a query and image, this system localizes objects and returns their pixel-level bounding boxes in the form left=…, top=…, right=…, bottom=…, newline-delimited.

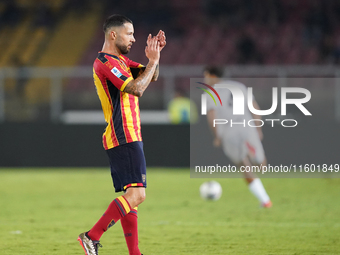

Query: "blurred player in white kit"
left=203, top=66, right=272, bottom=208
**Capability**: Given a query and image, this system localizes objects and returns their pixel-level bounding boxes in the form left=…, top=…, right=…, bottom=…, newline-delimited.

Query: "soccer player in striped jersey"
left=78, top=14, right=166, bottom=255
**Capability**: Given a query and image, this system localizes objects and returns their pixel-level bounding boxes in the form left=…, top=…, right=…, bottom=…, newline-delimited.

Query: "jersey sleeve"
left=96, top=58, right=133, bottom=91
left=127, top=58, right=144, bottom=68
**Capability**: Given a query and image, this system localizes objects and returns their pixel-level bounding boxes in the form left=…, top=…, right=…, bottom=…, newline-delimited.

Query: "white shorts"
left=220, top=127, right=265, bottom=165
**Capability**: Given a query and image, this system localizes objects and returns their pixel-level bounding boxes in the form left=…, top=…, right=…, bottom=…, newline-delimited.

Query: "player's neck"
left=212, top=78, right=220, bottom=86
left=101, top=42, right=121, bottom=57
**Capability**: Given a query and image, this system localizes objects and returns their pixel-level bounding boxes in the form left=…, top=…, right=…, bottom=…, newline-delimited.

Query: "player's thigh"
left=221, top=129, right=247, bottom=164
left=106, top=141, right=147, bottom=193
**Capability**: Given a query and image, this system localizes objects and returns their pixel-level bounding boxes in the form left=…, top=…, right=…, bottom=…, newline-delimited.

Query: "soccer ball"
left=199, top=181, right=222, bottom=201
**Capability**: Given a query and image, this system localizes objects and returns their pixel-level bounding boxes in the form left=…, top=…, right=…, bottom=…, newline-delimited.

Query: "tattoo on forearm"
left=124, top=62, right=157, bottom=97
left=152, top=64, right=159, bottom=81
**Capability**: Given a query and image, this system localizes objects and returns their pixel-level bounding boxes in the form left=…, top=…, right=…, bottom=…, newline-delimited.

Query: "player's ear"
left=109, top=30, right=117, bottom=40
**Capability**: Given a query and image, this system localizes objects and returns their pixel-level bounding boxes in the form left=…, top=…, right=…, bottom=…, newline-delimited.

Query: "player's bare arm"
left=124, top=62, right=158, bottom=96
left=139, top=30, right=165, bottom=81
left=134, top=63, right=158, bottom=81
left=139, top=64, right=159, bottom=81
left=124, top=35, right=160, bottom=97
left=151, top=30, right=165, bottom=81
left=151, top=64, right=159, bottom=81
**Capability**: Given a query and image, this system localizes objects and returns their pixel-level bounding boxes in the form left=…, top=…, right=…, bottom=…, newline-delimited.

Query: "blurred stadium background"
left=0, top=0, right=340, bottom=167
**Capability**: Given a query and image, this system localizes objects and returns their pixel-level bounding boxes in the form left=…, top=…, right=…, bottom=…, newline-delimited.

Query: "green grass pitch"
left=1, top=168, right=339, bottom=255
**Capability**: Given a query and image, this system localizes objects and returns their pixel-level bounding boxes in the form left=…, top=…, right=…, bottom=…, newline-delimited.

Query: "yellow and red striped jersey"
left=93, top=52, right=144, bottom=150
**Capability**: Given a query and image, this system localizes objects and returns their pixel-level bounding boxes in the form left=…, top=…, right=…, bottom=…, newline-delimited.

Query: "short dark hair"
left=204, top=65, right=224, bottom=78
left=103, top=14, right=133, bottom=33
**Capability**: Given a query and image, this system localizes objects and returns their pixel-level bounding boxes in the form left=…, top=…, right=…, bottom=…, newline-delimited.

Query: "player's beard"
left=116, top=42, right=130, bottom=55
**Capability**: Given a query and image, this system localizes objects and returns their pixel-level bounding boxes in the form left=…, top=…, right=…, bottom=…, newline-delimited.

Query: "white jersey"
left=206, top=80, right=265, bottom=164
left=206, top=80, right=254, bottom=119
left=206, top=80, right=254, bottom=135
